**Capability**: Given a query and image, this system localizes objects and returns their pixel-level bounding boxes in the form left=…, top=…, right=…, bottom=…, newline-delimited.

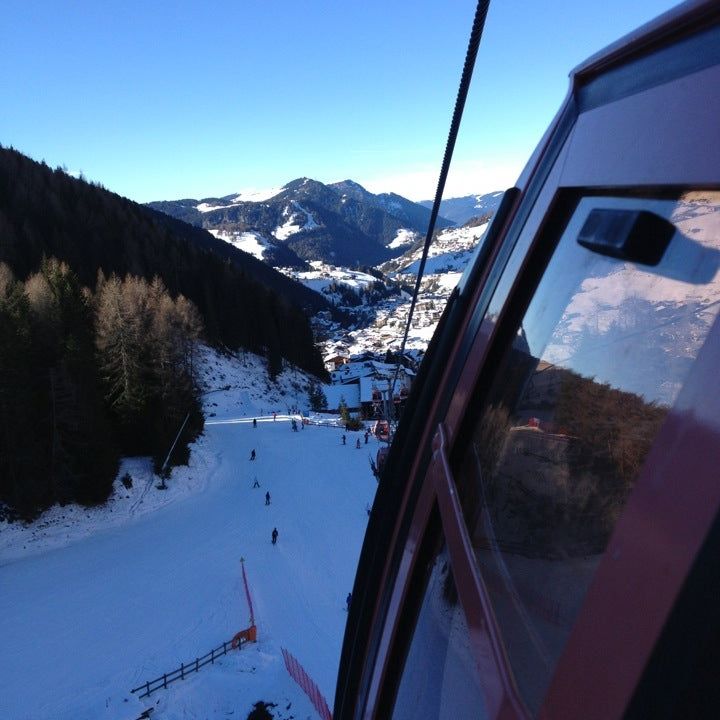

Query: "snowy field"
left=0, top=349, right=378, bottom=720
left=209, top=229, right=271, bottom=261
left=283, top=261, right=379, bottom=297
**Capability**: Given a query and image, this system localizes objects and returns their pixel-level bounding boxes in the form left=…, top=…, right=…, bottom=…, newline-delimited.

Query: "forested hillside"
left=0, top=146, right=329, bottom=518
left=0, top=146, right=327, bottom=377
left=0, top=260, right=203, bottom=517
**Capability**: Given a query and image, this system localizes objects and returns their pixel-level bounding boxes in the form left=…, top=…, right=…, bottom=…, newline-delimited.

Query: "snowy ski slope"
left=0, top=353, right=378, bottom=720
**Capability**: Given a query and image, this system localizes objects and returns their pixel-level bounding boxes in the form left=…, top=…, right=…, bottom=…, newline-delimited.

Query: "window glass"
left=391, top=542, right=489, bottom=720
left=455, top=192, right=720, bottom=714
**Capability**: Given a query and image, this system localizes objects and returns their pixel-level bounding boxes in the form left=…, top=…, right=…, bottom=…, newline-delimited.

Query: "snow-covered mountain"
left=380, top=216, right=490, bottom=277
left=419, top=190, right=504, bottom=226
left=329, top=179, right=445, bottom=235
left=150, top=181, right=501, bottom=364
left=147, top=179, right=454, bottom=267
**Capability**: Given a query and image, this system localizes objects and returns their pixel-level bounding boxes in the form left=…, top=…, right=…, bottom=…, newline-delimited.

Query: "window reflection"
left=456, top=192, right=720, bottom=715
left=524, top=193, right=720, bottom=406
left=392, top=542, right=489, bottom=720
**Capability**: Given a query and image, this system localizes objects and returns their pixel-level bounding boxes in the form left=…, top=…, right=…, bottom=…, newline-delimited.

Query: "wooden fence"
left=130, top=636, right=247, bottom=699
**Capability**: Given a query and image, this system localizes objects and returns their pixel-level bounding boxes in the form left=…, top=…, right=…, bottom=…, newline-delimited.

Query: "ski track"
left=0, top=412, right=378, bottom=720
left=129, top=471, right=156, bottom=516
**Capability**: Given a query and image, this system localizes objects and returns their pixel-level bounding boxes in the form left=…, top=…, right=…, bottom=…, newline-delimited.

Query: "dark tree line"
left=0, top=259, right=205, bottom=519
left=0, top=145, right=327, bottom=378
left=0, top=146, right=331, bottom=518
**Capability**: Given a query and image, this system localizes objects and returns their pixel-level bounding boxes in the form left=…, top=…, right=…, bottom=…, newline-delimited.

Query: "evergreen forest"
left=0, top=146, right=329, bottom=518
left=0, top=146, right=327, bottom=377
left=0, top=260, right=203, bottom=517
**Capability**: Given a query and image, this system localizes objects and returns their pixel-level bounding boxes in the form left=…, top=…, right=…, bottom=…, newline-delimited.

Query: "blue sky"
left=1, top=0, right=679, bottom=203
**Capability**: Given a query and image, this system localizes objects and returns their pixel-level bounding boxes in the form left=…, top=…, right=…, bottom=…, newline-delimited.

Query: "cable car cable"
left=388, top=0, right=491, bottom=418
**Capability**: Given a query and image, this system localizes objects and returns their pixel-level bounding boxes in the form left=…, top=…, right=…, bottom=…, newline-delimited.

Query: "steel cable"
left=389, top=0, right=491, bottom=415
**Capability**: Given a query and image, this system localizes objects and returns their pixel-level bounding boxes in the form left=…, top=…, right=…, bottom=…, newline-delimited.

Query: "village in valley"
left=289, top=218, right=492, bottom=424
left=320, top=353, right=414, bottom=420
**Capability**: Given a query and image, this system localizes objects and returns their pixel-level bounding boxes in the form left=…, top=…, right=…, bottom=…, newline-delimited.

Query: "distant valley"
left=148, top=179, right=502, bottom=364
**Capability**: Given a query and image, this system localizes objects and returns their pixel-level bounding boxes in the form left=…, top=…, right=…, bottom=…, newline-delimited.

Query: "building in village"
left=323, top=359, right=414, bottom=417
left=324, top=353, right=350, bottom=373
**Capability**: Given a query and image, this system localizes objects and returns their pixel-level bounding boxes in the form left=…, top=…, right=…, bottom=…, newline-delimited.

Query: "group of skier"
left=248, top=415, right=305, bottom=547
left=248, top=448, right=276, bottom=543
left=247, top=414, right=356, bottom=609
left=342, top=430, right=371, bottom=448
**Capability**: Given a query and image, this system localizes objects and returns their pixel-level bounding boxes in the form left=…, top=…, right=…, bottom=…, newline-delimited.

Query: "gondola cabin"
left=335, top=2, right=720, bottom=718
left=372, top=420, right=390, bottom=441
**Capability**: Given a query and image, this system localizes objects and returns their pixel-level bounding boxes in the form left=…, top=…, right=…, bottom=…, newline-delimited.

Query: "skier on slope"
left=252, top=477, right=260, bottom=488
left=253, top=418, right=257, bottom=428
left=272, top=527, right=278, bottom=545
left=265, top=491, right=271, bottom=505
left=342, top=434, right=346, bottom=445
left=346, top=592, right=352, bottom=611
left=356, top=438, right=361, bottom=449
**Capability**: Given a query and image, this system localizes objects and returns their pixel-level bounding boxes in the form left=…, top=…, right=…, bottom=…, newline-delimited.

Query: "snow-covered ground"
left=196, top=187, right=283, bottom=214
left=274, top=202, right=320, bottom=240
left=285, top=261, right=379, bottom=297
left=387, top=228, right=418, bottom=250
left=392, top=223, right=488, bottom=276
left=231, top=188, right=283, bottom=203
left=0, top=348, right=378, bottom=720
left=209, top=229, right=271, bottom=261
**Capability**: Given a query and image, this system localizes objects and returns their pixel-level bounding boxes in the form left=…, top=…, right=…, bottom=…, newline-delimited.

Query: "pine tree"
left=27, top=259, right=118, bottom=506
left=95, top=274, right=152, bottom=438
left=339, top=397, right=349, bottom=424
left=308, top=381, right=327, bottom=411
left=0, top=267, right=49, bottom=515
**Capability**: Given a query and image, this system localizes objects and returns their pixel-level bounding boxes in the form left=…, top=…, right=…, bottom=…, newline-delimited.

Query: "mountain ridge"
left=419, top=190, right=504, bottom=226
left=147, top=178, right=456, bottom=267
